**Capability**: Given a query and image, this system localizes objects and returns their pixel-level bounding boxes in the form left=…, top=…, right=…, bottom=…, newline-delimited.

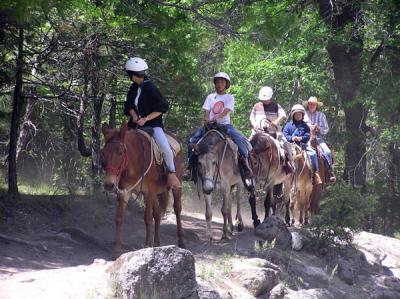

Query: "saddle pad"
left=136, top=130, right=181, bottom=165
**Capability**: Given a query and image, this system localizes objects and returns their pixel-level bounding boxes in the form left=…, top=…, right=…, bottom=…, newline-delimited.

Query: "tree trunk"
left=16, top=60, right=39, bottom=162
left=317, top=0, right=367, bottom=186
left=77, top=56, right=91, bottom=158
left=109, top=94, right=117, bottom=128
left=8, top=29, right=24, bottom=194
left=90, top=33, right=104, bottom=190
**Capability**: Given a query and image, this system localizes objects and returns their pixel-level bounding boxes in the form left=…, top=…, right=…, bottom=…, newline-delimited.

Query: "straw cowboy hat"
left=303, top=96, right=323, bottom=109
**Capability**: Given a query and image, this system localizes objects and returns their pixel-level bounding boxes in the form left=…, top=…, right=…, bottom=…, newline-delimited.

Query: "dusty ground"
left=1, top=190, right=400, bottom=299
left=0, top=190, right=263, bottom=298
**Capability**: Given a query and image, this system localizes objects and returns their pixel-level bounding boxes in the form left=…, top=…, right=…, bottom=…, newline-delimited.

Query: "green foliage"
left=303, top=183, right=377, bottom=249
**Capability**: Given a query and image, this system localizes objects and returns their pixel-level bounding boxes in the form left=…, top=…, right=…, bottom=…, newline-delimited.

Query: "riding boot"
left=313, top=172, right=322, bottom=185
left=327, top=169, right=336, bottom=183
left=167, top=172, right=182, bottom=190
left=239, top=156, right=253, bottom=179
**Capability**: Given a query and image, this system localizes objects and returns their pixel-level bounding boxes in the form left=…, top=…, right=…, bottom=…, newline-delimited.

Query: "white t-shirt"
left=202, top=92, right=234, bottom=125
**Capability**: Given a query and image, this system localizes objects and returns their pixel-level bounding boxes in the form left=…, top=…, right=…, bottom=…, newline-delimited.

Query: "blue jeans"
left=187, top=127, right=205, bottom=163
left=317, top=136, right=332, bottom=169
left=224, top=124, right=249, bottom=158
left=302, top=143, right=319, bottom=172
left=187, top=124, right=249, bottom=165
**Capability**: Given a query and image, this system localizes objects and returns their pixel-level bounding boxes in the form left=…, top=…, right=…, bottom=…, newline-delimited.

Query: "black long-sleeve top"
left=123, top=80, right=169, bottom=128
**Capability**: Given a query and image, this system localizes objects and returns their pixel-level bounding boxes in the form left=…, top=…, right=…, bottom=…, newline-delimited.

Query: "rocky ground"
left=0, top=192, right=399, bottom=298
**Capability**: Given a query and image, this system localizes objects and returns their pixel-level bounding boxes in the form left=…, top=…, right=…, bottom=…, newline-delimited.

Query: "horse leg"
left=235, top=184, right=244, bottom=232
left=204, top=193, right=213, bottom=242
left=263, top=189, right=273, bottom=221
left=152, top=194, right=161, bottom=247
left=144, top=192, right=155, bottom=247
left=172, top=188, right=185, bottom=248
left=115, top=193, right=129, bottom=253
left=248, top=192, right=260, bottom=227
left=221, top=186, right=231, bottom=240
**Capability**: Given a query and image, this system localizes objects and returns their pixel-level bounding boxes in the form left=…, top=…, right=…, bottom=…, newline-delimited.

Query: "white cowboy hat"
left=303, top=96, right=323, bottom=109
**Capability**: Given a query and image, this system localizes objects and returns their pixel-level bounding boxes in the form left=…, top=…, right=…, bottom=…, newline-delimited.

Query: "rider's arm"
left=250, top=104, right=258, bottom=128
left=318, top=112, right=329, bottom=135
left=275, top=105, right=287, bottom=125
left=215, top=108, right=231, bottom=120
left=301, top=123, right=311, bottom=143
left=203, top=109, right=210, bottom=122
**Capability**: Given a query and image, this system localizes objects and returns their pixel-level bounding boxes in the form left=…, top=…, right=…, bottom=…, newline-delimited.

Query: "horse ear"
left=102, top=123, right=114, bottom=142
left=120, top=121, right=128, bottom=140
left=102, top=123, right=110, bottom=136
left=192, top=144, right=199, bottom=155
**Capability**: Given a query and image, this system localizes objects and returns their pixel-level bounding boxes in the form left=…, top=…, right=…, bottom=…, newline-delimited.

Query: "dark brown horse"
left=248, top=132, right=292, bottom=227
left=101, top=122, right=185, bottom=251
left=308, top=127, right=335, bottom=213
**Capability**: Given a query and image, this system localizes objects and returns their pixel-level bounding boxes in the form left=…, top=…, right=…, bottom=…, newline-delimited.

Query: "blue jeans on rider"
left=224, top=124, right=249, bottom=158
left=302, top=143, right=319, bottom=172
left=187, top=127, right=205, bottom=164
left=317, top=136, right=332, bottom=169
left=187, top=124, right=249, bottom=166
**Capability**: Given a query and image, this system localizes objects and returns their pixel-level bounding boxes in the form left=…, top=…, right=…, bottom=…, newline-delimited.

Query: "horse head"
left=101, top=122, right=129, bottom=192
left=193, top=131, right=225, bottom=194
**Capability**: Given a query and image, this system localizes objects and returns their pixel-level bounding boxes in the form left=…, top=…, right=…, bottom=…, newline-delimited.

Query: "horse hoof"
left=237, top=222, right=244, bottom=232
left=178, top=240, right=186, bottom=249
left=253, top=219, right=261, bottom=228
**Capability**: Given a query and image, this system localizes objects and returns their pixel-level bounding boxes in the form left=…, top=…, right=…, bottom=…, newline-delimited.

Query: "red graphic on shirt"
left=212, top=101, right=224, bottom=115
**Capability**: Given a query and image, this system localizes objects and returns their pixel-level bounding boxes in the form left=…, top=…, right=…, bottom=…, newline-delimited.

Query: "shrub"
left=302, top=183, right=377, bottom=249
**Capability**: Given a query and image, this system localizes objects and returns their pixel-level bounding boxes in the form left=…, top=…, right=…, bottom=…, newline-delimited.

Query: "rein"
left=104, top=133, right=154, bottom=202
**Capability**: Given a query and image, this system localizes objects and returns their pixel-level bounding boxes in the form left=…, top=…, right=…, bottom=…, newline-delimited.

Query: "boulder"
left=255, top=216, right=292, bottom=250
left=108, top=245, right=198, bottom=299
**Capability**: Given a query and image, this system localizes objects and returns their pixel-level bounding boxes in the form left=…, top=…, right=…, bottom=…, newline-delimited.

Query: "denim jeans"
left=187, top=127, right=205, bottom=163
left=302, top=143, right=319, bottom=172
left=224, top=124, right=249, bottom=158
left=317, top=136, right=332, bottom=169
left=187, top=124, right=250, bottom=165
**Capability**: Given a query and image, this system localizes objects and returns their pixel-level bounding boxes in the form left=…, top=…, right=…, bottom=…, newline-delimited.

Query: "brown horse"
left=192, top=129, right=244, bottom=241
left=282, top=144, right=313, bottom=225
left=101, top=122, right=185, bottom=251
left=248, top=132, right=292, bottom=227
left=308, top=127, right=335, bottom=213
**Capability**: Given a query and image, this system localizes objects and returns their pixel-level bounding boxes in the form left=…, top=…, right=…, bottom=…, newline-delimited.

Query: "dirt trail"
left=0, top=192, right=263, bottom=298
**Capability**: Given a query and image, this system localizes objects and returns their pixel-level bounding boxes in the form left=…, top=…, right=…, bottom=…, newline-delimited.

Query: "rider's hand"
left=293, top=136, right=302, bottom=142
left=136, top=117, right=147, bottom=127
left=271, top=121, right=278, bottom=128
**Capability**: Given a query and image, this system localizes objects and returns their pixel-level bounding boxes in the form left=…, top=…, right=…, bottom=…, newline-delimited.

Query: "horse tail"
left=158, top=191, right=170, bottom=217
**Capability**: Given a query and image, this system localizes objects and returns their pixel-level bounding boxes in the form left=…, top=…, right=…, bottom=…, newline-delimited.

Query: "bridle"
left=104, top=135, right=154, bottom=200
left=201, top=139, right=228, bottom=188
left=104, top=141, right=128, bottom=183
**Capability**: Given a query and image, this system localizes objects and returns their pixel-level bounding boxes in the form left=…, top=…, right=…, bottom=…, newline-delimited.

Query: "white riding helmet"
left=290, top=104, right=306, bottom=118
left=125, top=57, right=148, bottom=76
left=213, top=72, right=230, bottom=89
left=258, top=86, right=273, bottom=101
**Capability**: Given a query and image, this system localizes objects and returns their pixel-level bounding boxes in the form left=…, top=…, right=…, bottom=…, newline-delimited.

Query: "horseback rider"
left=123, top=57, right=181, bottom=190
left=303, top=96, right=336, bottom=183
left=249, top=86, right=294, bottom=174
left=283, top=104, right=322, bottom=185
left=186, top=72, right=253, bottom=179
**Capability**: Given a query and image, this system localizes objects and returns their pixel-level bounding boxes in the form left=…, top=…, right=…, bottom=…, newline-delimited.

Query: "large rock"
left=197, top=278, right=221, bottom=299
left=255, top=216, right=292, bottom=250
left=108, top=245, right=198, bottom=299
left=269, top=283, right=334, bottom=299
left=229, top=257, right=280, bottom=296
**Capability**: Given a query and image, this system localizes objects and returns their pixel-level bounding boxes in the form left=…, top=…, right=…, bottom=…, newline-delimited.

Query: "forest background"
left=1, top=0, right=399, bottom=237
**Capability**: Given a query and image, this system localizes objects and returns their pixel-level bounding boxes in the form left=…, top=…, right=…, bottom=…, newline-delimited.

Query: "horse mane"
left=251, top=133, right=273, bottom=153
left=196, top=130, right=225, bottom=155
